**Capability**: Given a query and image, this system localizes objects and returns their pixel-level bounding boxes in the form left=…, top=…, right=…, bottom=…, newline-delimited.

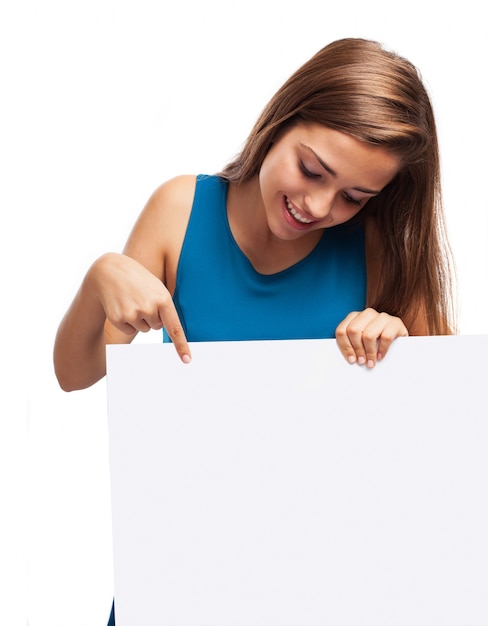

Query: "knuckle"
left=111, top=312, right=130, bottom=329
left=109, top=312, right=123, bottom=326
left=347, top=325, right=364, bottom=340
left=362, top=330, right=377, bottom=343
left=380, top=330, right=396, bottom=343
left=167, top=324, right=185, bottom=341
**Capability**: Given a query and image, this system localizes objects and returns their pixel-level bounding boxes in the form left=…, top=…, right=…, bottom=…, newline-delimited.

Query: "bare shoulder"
left=149, top=174, right=197, bottom=214
left=122, top=175, right=197, bottom=286
left=127, top=174, right=197, bottom=242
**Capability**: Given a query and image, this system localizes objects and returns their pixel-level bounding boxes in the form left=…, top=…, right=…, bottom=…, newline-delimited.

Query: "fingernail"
left=377, top=353, right=383, bottom=361
left=357, top=356, right=366, bottom=365
left=367, top=359, right=375, bottom=368
left=182, top=354, right=191, bottom=364
left=348, top=355, right=356, bottom=364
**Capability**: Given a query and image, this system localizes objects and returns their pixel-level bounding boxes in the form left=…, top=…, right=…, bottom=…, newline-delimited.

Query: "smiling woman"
left=54, top=37, right=456, bottom=387
left=52, top=37, right=456, bottom=624
left=219, top=38, right=455, bottom=340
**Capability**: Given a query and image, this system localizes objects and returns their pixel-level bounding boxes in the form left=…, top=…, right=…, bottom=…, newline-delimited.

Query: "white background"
left=0, top=1, right=486, bottom=624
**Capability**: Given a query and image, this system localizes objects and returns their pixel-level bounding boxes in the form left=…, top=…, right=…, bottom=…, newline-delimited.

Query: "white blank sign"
left=106, top=336, right=488, bottom=626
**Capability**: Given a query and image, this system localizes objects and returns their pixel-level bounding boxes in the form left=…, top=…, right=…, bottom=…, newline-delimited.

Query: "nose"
left=304, top=188, right=336, bottom=220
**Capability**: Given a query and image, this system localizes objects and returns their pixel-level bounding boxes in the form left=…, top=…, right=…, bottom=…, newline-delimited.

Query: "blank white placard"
left=106, top=336, right=488, bottom=626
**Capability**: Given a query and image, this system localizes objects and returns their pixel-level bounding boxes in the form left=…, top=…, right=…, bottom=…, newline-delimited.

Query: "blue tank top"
left=164, top=174, right=366, bottom=342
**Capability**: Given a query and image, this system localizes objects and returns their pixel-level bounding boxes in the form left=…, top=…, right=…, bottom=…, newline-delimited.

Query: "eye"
left=299, top=161, right=321, bottom=180
left=343, top=192, right=362, bottom=206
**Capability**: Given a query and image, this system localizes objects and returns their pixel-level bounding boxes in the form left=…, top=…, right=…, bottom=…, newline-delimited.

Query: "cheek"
left=258, top=154, right=273, bottom=191
left=260, top=145, right=295, bottom=187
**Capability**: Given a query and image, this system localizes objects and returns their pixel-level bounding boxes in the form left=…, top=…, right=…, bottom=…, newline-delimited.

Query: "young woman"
left=54, top=38, right=455, bottom=393
left=53, top=38, right=455, bottom=622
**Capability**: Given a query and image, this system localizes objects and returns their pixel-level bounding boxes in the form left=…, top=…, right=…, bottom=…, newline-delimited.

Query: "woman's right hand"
left=54, top=176, right=197, bottom=391
left=90, top=252, right=191, bottom=363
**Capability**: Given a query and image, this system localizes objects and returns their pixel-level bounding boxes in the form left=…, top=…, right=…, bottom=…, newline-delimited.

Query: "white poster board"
left=106, top=336, right=488, bottom=626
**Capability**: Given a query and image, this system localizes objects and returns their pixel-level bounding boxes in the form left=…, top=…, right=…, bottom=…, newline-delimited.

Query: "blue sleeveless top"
left=164, top=174, right=366, bottom=342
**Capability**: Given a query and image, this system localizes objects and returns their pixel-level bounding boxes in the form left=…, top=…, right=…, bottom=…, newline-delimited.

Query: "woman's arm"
left=53, top=175, right=196, bottom=391
left=53, top=256, right=131, bottom=392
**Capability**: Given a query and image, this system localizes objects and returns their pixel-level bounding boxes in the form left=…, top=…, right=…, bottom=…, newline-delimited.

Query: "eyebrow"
left=301, top=143, right=381, bottom=195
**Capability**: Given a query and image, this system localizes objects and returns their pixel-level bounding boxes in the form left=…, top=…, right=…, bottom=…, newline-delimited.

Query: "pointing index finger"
left=167, top=323, right=192, bottom=363
left=160, top=305, right=192, bottom=364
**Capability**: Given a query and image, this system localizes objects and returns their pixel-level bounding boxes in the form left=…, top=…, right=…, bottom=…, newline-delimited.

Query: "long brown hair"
left=219, top=38, right=456, bottom=334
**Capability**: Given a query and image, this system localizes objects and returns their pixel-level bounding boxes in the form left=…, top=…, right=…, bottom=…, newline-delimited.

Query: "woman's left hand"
left=335, top=308, right=408, bottom=368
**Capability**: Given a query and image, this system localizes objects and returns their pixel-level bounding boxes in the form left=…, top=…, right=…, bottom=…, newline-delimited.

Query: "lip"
left=282, top=196, right=318, bottom=231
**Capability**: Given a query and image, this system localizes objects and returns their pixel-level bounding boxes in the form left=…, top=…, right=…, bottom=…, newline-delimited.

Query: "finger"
left=335, top=311, right=364, bottom=363
left=139, top=311, right=165, bottom=332
left=360, top=318, right=386, bottom=367
left=134, top=318, right=153, bottom=333
left=376, top=320, right=408, bottom=361
left=338, top=309, right=382, bottom=365
left=116, top=304, right=166, bottom=334
left=159, top=305, right=192, bottom=364
left=118, top=315, right=152, bottom=334
left=109, top=315, right=150, bottom=335
left=352, top=311, right=395, bottom=366
left=360, top=314, right=409, bottom=367
left=116, top=321, right=141, bottom=336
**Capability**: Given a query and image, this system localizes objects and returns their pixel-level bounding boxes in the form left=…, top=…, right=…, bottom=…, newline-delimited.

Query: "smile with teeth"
left=285, top=197, right=315, bottom=224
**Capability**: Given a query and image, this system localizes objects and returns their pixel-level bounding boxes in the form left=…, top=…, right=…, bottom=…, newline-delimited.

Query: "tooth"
left=286, top=198, right=313, bottom=223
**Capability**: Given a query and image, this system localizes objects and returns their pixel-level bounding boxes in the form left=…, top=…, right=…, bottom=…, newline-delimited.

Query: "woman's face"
left=258, top=122, right=400, bottom=241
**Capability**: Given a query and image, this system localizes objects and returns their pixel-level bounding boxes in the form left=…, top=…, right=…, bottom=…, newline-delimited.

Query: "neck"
left=226, top=177, right=323, bottom=275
